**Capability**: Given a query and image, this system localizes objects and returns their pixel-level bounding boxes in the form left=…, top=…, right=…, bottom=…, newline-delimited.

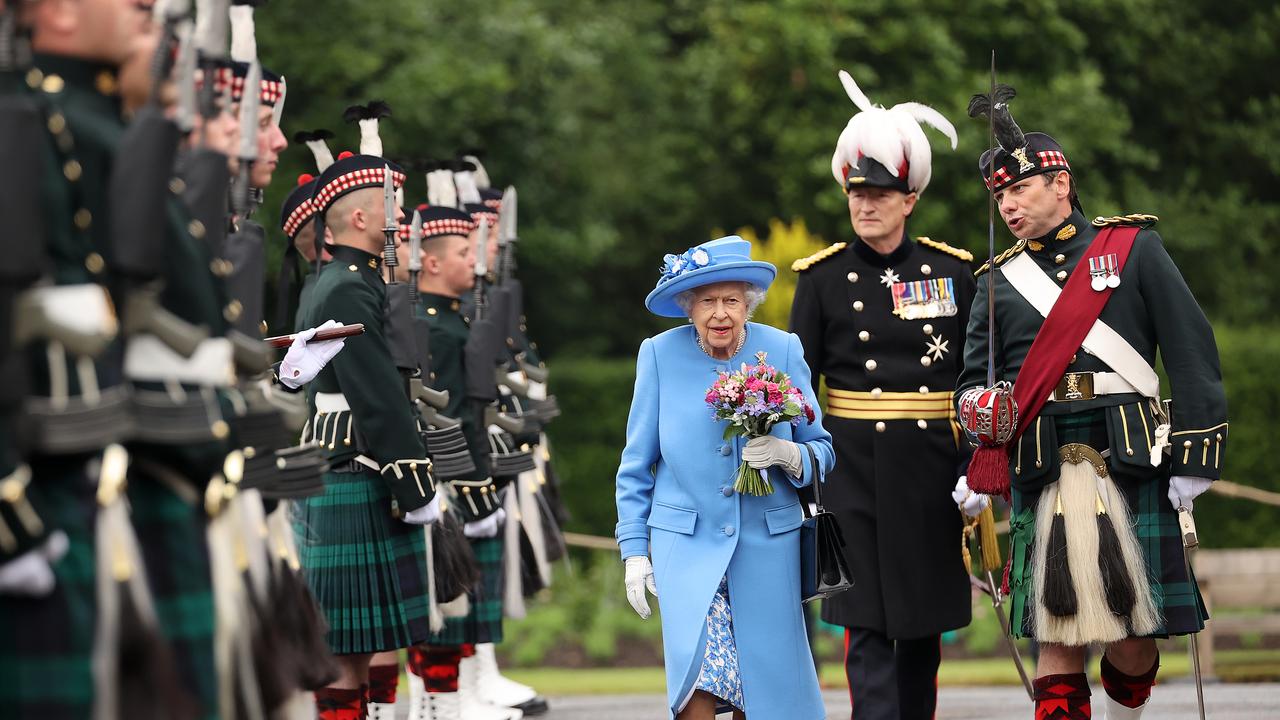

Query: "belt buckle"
left=1054, top=372, right=1095, bottom=402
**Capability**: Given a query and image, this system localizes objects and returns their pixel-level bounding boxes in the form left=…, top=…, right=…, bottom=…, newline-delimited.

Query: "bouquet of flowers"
left=705, top=351, right=816, bottom=496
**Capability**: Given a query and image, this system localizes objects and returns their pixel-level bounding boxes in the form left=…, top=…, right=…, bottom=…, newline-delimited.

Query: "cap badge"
left=1010, top=147, right=1035, bottom=173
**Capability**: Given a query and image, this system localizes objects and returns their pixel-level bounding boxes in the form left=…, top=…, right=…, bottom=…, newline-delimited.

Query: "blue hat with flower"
left=644, top=236, right=777, bottom=318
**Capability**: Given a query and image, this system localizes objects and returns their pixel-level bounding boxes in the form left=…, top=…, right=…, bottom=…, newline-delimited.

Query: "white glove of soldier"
left=401, top=494, right=442, bottom=526
left=463, top=507, right=507, bottom=538
left=952, top=476, right=990, bottom=517
left=0, top=531, right=68, bottom=597
left=1168, top=475, right=1214, bottom=512
left=279, top=320, right=346, bottom=389
left=742, top=436, right=803, bottom=477
left=624, top=555, right=658, bottom=620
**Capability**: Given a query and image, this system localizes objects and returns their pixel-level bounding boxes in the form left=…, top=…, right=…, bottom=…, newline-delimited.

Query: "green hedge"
left=546, top=323, right=1280, bottom=548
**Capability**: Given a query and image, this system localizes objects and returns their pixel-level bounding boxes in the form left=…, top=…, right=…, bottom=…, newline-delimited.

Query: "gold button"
left=95, top=71, right=118, bottom=96
left=348, top=264, right=359, bottom=271
left=920, top=356, right=932, bottom=367
left=1216, top=433, right=1223, bottom=441
left=865, top=359, right=877, bottom=371
left=917, top=419, right=928, bottom=430
left=1203, top=438, right=1211, bottom=447
left=276, top=457, right=287, bottom=470
left=1126, top=449, right=1135, bottom=456
left=847, top=272, right=859, bottom=283
left=923, top=324, right=934, bottom=335
left=224, top=300, right=242, bottom=322
left=85, top=252, right=105, bottom=274
left=1183, top=440, right=1193, bottom=448
left=858, top=331, right=870, bottom=342
left=74, top=208, right=92, bottom=230
left=243, top=447, right=257, bottom=459
left=870, top=387, right=882, bottom=398
left=169, top=177, right=187, bottom=195
left=853, top=301, right=864, bottom=312
left=41, top=73, right=65, bottom=94
left=1056, top=270, right=1068, bottom=282
left=63, top=160, right=82, bottom=181
left=410, top=462, right=418, bottom=470
left=427, top=307, right=437, bottom=315
left=25, top=68, right=43, bottom=89
left=875, top=422, right=886, bottom=433
left=1055, top=254, right=1066, bottom=265
left=919, top=386, right=929, bottom=394
left=462, top=486, right=471, bottom=494
left=47, top=113, right=66, bottom=134
left=211, top=420, right=230, bottom=439
left=188, top=219, right=205, bottom=239
left=921, top=264, right=932, bottom=275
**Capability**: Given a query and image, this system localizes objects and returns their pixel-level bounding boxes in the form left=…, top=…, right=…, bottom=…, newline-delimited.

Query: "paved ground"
left=536, top=682, right=1280, bottom=718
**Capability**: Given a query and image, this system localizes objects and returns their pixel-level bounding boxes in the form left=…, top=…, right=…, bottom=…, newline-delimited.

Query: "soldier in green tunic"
left=294, top=151, right=441, bottom=720
left=958, top=86, right=1225, bottom=720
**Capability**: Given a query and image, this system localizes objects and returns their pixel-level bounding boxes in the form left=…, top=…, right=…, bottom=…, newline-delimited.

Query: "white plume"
left=358, top=118, right=382, bottom=157
left=229, top=5, right=256, bottom=63
left=455, top=170, right=482, bottom=205
left=305, top=139, right=334, bottom=172
left=427, top=169, right=458, bottom=208
left=829, top=69, right=958, bottom=196
left=426, top=170, right=441, bottom=206
left=464, top=154, right=491, bottom=189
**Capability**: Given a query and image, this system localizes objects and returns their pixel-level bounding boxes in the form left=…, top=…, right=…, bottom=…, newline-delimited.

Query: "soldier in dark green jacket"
left=294, top=153, right=440, bottom=720
left=959, top=88, right=1225, bottom=720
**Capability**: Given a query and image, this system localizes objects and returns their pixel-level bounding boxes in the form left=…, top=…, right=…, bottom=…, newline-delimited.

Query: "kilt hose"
left=0, top=460, right=97, bottom=719
left=429, top=534, right=505, bottom=646
left=1008, top=410, right=1208, bottom=641
left=294, top=468, right=433, bottom=655
left=127, top=468, right=218, bottom=720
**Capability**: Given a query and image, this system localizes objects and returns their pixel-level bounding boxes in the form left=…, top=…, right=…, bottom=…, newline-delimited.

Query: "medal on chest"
left=1088, top=253, right=1122, bottom=291
left=891, top=277, right=958, bottom=320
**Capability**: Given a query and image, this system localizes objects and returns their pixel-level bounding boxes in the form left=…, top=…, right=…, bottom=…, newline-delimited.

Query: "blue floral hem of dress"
left=694, top=577, right=744, bottom=712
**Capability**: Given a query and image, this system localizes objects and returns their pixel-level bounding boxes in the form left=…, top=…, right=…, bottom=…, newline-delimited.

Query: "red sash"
left=967, top=225, right=1140, bottom=495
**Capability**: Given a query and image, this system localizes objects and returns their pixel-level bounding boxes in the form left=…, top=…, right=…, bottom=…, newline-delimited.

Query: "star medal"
left=926, top=334, right=950, bottom=361
left=879, top=268, right=901, bottom=287
left=1088, top=253, right=1121, bottom=292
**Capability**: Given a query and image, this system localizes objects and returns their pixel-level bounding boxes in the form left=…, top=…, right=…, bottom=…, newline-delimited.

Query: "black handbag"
left=800, top=445, right=854, bottom=603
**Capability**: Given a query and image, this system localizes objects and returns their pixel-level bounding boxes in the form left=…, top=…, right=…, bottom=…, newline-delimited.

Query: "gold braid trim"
left=974, top=238, right=1028, bottom=277
left=917, top=236, right=974, bottom=262
left=1091, top=213, right=1159, bottom=228
left=791, top=242, right=848, bottom=272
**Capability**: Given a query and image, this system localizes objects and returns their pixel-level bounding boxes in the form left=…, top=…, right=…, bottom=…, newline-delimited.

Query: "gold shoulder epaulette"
left=1091, top=213, right=1159, bottom=228
left=916, top=236, right=974, bottom=263
left=974, top=238, right=1028, bottom=277
left=791, top=242, right=847, bottom=272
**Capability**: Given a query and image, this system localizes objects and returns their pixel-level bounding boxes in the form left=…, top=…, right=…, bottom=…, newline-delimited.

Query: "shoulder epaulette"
left=974, top=238, right=1028, bottom=277
left=1091, top=213, right=1159, bottom=228
left=916, top=236, right=974, bottom=262
left=791, top=242, right=847, bottom=272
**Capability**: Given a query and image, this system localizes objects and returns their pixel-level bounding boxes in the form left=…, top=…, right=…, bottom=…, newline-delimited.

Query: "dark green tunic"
left=958, top=210, right=1225, bottom=638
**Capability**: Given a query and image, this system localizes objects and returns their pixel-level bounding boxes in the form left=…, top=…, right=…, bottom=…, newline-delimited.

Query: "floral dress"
left=692, top=578, right=744, bottom=712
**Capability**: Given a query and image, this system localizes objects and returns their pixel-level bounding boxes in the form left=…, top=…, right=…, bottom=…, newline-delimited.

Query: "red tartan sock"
left=414, top=645, right=463, bottom=693
left=314, top=686, right=364, bottom=720
left=367, top=664, right=399, bottom=704
left=460, top=643, right=476, bottom=658
left=1033, top=673, right=1091, bottom=719
left=1100, top=654, right=1159, bottom=708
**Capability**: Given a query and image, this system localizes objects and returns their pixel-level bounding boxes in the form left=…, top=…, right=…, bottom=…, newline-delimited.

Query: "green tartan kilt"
left=429, top=534, right=505, bottom=646
left=1008, top=411, right=1208, bottom=641
left=127, top=469, right=217, bottom=720
left=0, top=459, right=97, bottom=719
left=294, top=468, right=432, bottom=655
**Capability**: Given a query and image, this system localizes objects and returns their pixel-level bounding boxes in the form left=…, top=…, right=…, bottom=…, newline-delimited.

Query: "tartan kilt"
left=127, top=468, right=218, bottom=720
left=1009, top=411, right=1208, bottom=641
left=429, top=534, right=505, bottom=645
left=294, top=468, right=432, bottom=654
left=0, top=459, right=97, bottom=719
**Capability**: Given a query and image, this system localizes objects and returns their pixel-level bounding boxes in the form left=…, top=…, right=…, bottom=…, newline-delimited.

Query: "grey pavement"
left=536, top=682, right=1280, bottom=719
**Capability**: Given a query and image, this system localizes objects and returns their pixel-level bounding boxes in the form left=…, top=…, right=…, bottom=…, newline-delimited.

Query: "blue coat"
left=615, top=322, right=834, bottom=719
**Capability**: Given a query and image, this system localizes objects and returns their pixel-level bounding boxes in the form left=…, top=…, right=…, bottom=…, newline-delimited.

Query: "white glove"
left=624, top=555, right=658, bottom=619
left=402, top=494, right=442, bottom=526
left=952, top=476, right=990, bottom=517
left=1168, top=475, right=1214, bottom=512
left=0, top=531, right=68, bottom=597
left=279, top=320, right=346, bottom=389
left=742, top=436, right=803, bottom=477
left=463, top=507, right=507, bottom=538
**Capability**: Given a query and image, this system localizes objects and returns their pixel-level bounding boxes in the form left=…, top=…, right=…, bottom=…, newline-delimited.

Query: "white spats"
left=474, top=643, right=539, bottom=708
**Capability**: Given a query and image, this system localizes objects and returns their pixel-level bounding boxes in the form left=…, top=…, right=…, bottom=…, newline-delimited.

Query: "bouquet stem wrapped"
left=705, top=351, right=816, bottom=497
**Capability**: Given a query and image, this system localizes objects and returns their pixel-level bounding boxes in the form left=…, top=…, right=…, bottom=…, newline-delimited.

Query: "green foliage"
left=734, top=218, right=830, bottom=330
left=254, top=0, right=1280, bottom=356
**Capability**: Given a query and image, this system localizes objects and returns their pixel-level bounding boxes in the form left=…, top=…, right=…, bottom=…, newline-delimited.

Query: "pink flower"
left=705, top=390, right=718, bottom=404
left=768, top=389, right=784, bottom=405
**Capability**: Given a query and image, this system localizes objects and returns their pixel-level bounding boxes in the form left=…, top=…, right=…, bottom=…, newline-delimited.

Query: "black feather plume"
left=968, top=83, right=1026, bottom=153
left=366, top=100, right=393, bottom=119
left=292, top=128, right=334, bottom=144
left=342, top=104, right=367, bottom=124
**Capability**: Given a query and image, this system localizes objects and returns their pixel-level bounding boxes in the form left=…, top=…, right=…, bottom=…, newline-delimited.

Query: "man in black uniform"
left=789, top=70, right=974, bottom=720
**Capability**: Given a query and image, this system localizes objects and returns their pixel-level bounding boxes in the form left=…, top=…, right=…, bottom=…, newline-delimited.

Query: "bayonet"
left=173, top=21, right=198, bottom=133
left=382, top=164, right=398, bottom=283
left=408, top=209, right=423, bottom=303
left=230, top=60, right=260, bottom=217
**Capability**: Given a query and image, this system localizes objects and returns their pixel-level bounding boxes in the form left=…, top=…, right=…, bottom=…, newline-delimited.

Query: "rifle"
left=378, top=165, right=426, bottom=387
left=405, top=208, right=449, bottom=413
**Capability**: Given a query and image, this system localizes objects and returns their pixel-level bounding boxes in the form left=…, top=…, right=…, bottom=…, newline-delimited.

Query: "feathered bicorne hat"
left=830, top=70, right=957, bottom=195
left=967, top=84, right=1071, bottom=191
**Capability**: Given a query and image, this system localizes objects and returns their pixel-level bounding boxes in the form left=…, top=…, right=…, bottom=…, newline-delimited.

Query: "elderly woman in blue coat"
left=615, top=236, right=834, bottom=719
